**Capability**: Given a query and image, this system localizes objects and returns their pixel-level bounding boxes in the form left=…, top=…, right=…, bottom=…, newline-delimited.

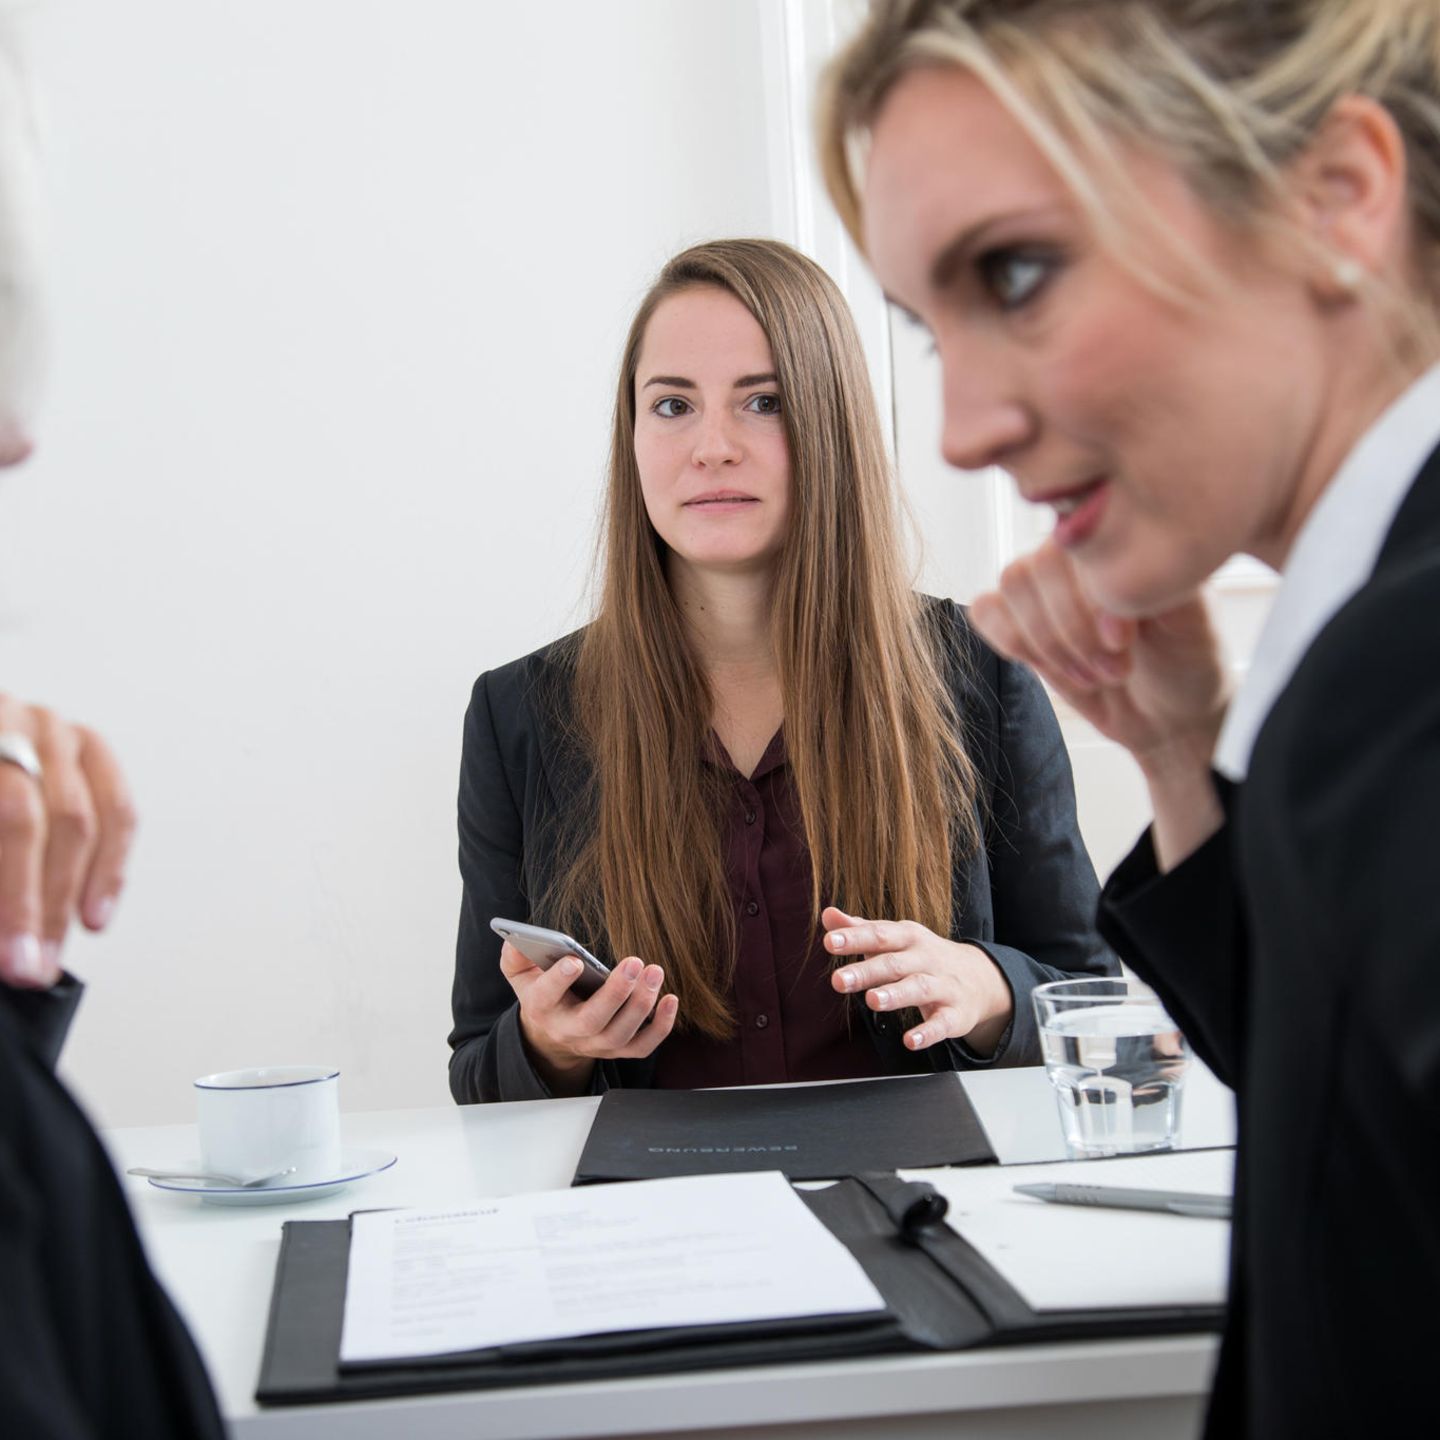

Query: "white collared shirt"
left=1214, top=363, right=1440, bottom=781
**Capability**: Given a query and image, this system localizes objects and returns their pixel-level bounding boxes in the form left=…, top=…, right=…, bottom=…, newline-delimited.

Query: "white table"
left=104, top=1068, right=1234, bottom=1440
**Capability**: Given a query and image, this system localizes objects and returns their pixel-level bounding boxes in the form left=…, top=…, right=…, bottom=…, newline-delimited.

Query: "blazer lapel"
left=1375, top=438, right=1440, bottom=573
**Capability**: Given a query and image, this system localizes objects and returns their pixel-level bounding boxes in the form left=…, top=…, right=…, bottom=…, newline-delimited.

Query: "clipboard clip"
left=856, top=1173, right=950, bottom=1244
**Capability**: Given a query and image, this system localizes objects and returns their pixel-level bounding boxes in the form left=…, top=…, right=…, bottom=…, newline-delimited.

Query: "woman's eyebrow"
left=929, top=221, right=992, bottom=292
left=641, top=372, right=778, bottom=389
left=929, top=204, right=1071, bottom=290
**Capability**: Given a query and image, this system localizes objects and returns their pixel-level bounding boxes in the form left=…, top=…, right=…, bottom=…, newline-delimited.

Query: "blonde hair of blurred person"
left=0, top=38, right=128, bottom=984
left=0, top=28, right=42, bottom=467
left=819, top=0, right=1440, bottom=352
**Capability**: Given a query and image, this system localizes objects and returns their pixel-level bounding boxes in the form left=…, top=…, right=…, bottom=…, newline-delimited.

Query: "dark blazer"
left=1099, top=443, right=1440, bottom=1437
left=0, top=980, right=224, bottom=1440
left=451, top=598, right=1116, bottom=1103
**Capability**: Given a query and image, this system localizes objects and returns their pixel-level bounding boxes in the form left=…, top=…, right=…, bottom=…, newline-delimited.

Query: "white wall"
left=1, top=0, right=793, bottom=1125
left=2, top=1, right=1273, bottom=1129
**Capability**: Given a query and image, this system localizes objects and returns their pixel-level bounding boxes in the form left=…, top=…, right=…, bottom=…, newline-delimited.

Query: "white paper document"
left=900, top=1149, right=1235, bottom=1312
left=340, top=1171, right=885, bottom=1363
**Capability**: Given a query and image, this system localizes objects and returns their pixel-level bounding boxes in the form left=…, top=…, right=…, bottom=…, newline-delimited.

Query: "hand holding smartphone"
left=489, top=918, right=612, bottom=998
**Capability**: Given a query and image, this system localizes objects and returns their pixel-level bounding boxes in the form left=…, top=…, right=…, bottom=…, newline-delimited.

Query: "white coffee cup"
left=194, top=1065, right=341, bottom=1185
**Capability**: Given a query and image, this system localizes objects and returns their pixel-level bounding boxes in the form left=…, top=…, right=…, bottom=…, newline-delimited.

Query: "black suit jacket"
left=0, top=981, right=224, bottom=1440
left=451, top=598, right=1116, bottom=1103
left=1099, top=443, right=1440, bottom=1437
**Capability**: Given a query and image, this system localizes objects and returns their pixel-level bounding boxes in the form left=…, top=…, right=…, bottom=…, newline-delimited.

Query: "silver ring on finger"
left=0, top=733, right=42, bottom=783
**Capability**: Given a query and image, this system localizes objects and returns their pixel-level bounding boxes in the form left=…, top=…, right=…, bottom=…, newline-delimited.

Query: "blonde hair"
left=546, top=239, right=980, bottom=1041
left=0, top=22, right=44, bottom=426
left=818, top=0, right=1440, bottom=344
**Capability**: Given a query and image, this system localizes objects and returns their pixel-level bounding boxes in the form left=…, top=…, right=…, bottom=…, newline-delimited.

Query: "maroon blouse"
left=650, top=731, right=886, bottom=1089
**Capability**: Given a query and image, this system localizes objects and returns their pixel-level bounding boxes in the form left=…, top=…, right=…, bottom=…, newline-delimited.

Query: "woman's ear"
left=1291, top=94, right=1410, bottom=303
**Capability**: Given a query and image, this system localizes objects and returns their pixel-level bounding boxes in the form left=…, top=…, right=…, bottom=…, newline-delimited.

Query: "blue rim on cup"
left=194, top=1066, right=340, bottom=1091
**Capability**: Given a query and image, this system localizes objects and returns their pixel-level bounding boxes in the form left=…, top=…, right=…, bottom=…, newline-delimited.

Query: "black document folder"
left=571, top=1073, right=996, bottom=1184
left=255, top=1173, right=1222, bottom=1407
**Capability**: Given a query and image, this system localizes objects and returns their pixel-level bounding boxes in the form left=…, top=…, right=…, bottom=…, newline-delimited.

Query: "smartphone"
left=489, top=917, right=612, bottom=998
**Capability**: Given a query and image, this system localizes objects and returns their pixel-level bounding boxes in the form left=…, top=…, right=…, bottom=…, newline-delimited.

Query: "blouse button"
left=744, top=810, right=757, bottom=825
left=745, top=900, right=760, bottom=916
left=755, top=1013, right=770, bottom=1029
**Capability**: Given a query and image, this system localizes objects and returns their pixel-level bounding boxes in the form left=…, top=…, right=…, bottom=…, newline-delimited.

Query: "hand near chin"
left=821, top=906, right=1012, bottom=1056
left=968, top=539, right=1230, bottom=774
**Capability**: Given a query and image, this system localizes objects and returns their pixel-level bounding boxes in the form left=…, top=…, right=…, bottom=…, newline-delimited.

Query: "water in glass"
left=1039, top=1002, right=1188, bottom=1157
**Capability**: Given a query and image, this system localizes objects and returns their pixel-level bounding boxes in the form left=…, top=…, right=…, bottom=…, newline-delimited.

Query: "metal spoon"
left=127, top=1165, right=296, bottom=1188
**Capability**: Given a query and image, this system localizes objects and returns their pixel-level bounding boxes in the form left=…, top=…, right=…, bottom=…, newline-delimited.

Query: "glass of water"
left=1032, top=977, right=1189, bottom=1158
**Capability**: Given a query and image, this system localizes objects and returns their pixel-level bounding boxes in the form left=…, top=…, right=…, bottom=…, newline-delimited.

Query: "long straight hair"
left=548, top=239, right=980, bottom=1040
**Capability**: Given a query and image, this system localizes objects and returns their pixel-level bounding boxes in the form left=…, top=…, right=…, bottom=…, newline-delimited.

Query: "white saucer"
left=145, top=1148, right=397, bottom=1206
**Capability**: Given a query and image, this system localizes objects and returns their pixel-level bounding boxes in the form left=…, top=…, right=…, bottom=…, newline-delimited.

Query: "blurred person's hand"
left=0, top=695, right=135, bottom=988
left=969, top=539, right=1231, bottom=869
left=969, top=539, right=1230, bottom=776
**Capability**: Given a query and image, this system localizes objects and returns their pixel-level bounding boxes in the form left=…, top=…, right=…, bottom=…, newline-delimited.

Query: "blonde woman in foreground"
left=820, top=1, right=1440, bottom=1434
left=449, top=238, right=1116, bottom=1103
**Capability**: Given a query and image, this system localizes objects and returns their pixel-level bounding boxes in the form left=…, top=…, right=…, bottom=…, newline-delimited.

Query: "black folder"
left=255, top=1173, right=1222, bottom=1407
left=571, top=1073, right=996, bottom=1184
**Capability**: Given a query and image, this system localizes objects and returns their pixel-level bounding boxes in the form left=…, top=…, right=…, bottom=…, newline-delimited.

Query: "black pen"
left=1014, top=1182, right=1231, bottom=1221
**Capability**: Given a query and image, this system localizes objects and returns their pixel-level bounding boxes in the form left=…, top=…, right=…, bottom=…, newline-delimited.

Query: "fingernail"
left=873, top=988, right=890, bottom=1008
left=1, top=934, right=45, bottom=986
left=87, top=895, right=116, bottom=929
left=908, top=1029, right=926, bottom=1049
left=562, top=957, right=582, bottom=976
left=837, top=969, right=855, bottom=991
left=645, top=967, right=663, bottom=990
left=830, top=933, right=847, bottom=951
left=1098, top=614, right=1127, bottom=650
left=41, top=940, right=62, bottom=979
left=623, top=957, right=643, bottom=980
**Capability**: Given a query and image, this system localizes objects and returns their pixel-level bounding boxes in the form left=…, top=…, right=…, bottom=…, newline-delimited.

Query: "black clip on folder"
left=256, top=1172, right=1222, bottom=1407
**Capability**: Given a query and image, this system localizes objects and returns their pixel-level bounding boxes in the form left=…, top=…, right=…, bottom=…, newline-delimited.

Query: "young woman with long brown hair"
left=448, top=237, right=1113, bottom=1104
